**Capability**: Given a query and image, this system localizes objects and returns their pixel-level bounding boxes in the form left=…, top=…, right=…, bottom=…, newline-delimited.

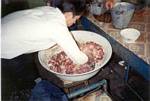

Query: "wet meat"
left=48, top=41, right=104, bottom=74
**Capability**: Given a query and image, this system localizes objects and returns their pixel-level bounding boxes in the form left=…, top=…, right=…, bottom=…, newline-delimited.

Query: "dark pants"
left=29, top=80, right=68, bottom=101
left=1, top=53, right=40, bottom=100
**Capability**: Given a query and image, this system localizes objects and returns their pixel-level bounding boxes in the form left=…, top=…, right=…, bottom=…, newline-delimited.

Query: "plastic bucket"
left=111, top=2, right=135, bottom=29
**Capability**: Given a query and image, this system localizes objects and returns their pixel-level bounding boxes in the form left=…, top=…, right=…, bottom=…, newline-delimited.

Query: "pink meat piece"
left=48, top=41, right=104, bottom=74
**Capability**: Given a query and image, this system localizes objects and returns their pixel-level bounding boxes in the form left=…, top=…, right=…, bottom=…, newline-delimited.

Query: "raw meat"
left=48, top=41, right=104, bottom=74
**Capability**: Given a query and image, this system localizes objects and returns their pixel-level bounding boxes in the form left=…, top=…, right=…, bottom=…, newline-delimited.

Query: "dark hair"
left=55, top=0, right=87, bottom=16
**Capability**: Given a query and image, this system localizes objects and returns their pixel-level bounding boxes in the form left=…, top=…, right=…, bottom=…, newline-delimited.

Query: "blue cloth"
left=29, top=80, right=68, bottom=101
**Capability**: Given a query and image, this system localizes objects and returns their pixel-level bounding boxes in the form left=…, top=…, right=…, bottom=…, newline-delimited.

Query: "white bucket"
left=111, top=2, right=135, bottom=29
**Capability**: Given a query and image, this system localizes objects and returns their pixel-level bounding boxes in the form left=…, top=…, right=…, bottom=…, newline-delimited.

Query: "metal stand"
left=67, top=79, right=107, bottom=99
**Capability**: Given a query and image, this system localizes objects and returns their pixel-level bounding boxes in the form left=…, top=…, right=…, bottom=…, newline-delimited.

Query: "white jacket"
left=1, top=6, right=88, bottom=64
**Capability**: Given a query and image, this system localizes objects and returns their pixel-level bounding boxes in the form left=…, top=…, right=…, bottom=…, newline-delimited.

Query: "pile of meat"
left=48, top=41, right=104, bottom=74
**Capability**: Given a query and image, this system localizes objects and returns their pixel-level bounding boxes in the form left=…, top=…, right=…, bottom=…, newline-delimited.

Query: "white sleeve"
left=50, top=24, right=88, bottom=65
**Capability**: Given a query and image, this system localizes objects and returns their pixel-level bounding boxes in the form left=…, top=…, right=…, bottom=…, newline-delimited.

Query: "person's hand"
left=105, top=0, right=115, bottom=10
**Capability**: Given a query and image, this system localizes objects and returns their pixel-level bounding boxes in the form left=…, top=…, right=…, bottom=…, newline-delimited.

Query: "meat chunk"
left=48, top=41, right=104, bottom=74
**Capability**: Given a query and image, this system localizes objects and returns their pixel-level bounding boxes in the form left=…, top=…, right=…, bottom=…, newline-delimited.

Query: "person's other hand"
left=105, top=0, right=114, bottom=10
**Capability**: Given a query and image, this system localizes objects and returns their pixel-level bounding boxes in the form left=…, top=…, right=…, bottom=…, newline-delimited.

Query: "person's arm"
left=49, top=23, right=88, bottom=65
left=105, top=0, right=121, bottom=9
left=105, top=0, right=115, bottom=9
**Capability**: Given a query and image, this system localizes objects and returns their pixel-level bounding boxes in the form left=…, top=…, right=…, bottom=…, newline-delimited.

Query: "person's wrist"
left=105, top=0, right=115, bottom=10
left=107, top=0, right=114, bottom=3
